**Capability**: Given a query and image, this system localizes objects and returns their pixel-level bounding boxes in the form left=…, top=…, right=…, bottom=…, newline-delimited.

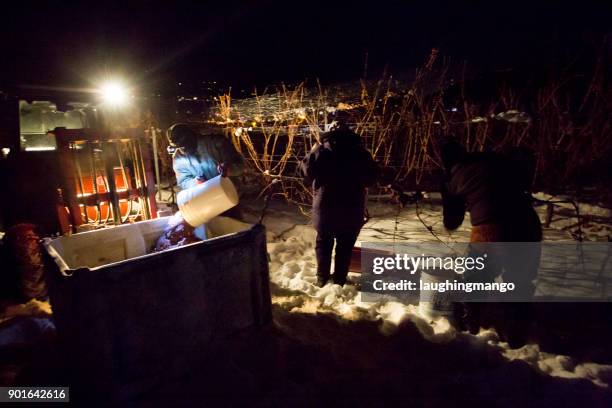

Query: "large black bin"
left=43, top=216, right=271, bottom=402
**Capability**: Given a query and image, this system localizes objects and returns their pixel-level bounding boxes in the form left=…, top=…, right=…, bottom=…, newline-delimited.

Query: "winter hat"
left=323, top=127, right=362, bottom=150
left=167, top=123, right=199, bottom=149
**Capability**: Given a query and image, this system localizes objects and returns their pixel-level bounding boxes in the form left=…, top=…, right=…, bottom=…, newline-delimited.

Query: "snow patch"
left=503, top=343, right=612, bottom=388
left=264, top=199, right=612, bottom=388
left=268, top=225, right=458, bottom=343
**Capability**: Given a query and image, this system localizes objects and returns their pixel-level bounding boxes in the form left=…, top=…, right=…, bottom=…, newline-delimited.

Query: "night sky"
left=1, top=1, right=609, bottom=92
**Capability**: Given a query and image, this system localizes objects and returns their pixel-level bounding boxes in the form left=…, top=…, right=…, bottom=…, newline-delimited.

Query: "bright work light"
left=99, top=81, right=130, bottom=107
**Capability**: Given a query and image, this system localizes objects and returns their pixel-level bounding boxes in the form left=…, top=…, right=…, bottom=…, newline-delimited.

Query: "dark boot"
left=451, top=302, right=469, bottom=332
left=332, top=230, right=359, bottom=286
left=465, top=302, right=484, bottom=334
left=504, top=303, right=532, bottom=349
left=315, top=230, right=334, bottom=285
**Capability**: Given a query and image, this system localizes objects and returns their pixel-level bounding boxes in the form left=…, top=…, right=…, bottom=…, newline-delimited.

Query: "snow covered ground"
left=1, top=192, right=610, bottom=404
left=241, top=193, right=612, bottom=398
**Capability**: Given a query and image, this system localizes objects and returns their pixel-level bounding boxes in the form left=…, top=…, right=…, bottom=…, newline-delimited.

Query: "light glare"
left=100, top=81, right=130, bottom=107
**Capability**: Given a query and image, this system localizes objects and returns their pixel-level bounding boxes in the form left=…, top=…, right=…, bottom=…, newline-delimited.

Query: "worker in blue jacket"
left=167, top=123, right=244, bottom=191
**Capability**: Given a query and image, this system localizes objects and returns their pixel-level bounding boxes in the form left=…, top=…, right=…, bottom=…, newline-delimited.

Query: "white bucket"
left=418, top=268, right=456, bottom=319
left=177, top=175, right=239, bottom=227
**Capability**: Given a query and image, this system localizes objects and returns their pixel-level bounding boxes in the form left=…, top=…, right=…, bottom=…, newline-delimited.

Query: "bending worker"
left=167, top=123, right=244, bottom=220
left=440, top=139, right=541, bottom=346
left=167, top=123, right=244, bottom=191
left=440, top=139, right=542, bottom=296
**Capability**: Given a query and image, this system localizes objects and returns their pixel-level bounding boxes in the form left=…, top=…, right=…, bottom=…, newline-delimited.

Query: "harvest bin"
left=43, top=216, right=271, bottom=401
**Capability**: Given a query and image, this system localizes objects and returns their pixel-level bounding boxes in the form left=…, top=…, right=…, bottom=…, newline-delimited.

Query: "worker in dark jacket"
left=440, top=140, right=541, bottom=346
left=440, top=140, right=542, bottom=296
left=301, top=127, right=379, bottom=286
left=168, top=123, right=244, bottom=191
left=441, top=141, right=541, bottom=241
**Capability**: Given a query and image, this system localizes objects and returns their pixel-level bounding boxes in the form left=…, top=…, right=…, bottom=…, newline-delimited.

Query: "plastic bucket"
left=418, top=268, right=456, bottom=319
left=177, top=175, right=239, bottom=227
